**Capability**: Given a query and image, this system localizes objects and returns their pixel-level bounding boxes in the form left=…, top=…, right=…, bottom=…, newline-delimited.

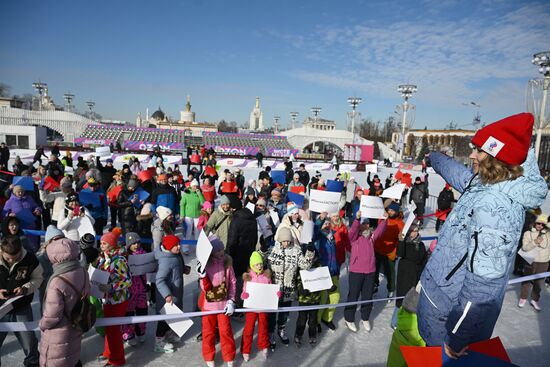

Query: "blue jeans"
left=0, top=304, right=39, bottom=366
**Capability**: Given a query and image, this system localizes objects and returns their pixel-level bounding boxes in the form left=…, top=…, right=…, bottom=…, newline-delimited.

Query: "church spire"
left=255, top=96, right=260, bottom=109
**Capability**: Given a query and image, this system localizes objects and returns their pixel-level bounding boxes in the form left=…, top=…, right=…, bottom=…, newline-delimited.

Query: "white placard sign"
left=269, top=209, right=280, bottom=227
left=196, top=230, right=213, bottom=270
left=0, top=295, right=24, bottom=319
left=300, top=266, right=333, bottom=292
left=246, top=202, right=256, bottom=214
left=309, top=189, right=341, bottom=214
left=402, top=211, right=416, bottom=236
left=95, top=146, right=111, bottom=157
left=128, top=252, right=156, bottom=275
left=518, top=248, right=540, bottom=265
left=88, top=266, right=111, bottom=299
left=161, top=303, right=194, bottom=337
left=359, top=196, right=386, bottom=219
left=243, top=282, right=280, bottom=310
left=300, top=220, right=314, bottom=244
left=364, top=164, right=378, bottom=174
left=345, top=182, right=355, bottom=203
left=257, top=214, right=273, bottom=238
left=381, top=183, right=406, bottom=200
left=76, top=216, right=96, bottom=238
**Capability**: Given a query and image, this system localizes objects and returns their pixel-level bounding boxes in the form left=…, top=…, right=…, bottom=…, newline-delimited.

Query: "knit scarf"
left=46, top=260, right=82, bottom=290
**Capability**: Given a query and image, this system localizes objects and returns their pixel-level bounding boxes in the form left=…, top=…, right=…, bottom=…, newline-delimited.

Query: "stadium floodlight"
left=529, top=51, right=550, bottom=160
left=347, top=96, right=362, bottom=139
left=86, top=101, right=96, bottom=119
left=64, top=92, right=75, bottom=112
left=273, top=115, right=280, bottom=133
left=32, top=81, right=47, bottom=110
left=290, top=112, right=299, bottom=130
left=311, top=107, right=321, bottom=118
left=397, top=84, right=417, bottom=160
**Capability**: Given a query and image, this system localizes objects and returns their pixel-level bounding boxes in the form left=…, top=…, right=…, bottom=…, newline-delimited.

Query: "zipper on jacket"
left=470, top=231, right=479, bottom=273
left=445, top=252, right=468, bottom=281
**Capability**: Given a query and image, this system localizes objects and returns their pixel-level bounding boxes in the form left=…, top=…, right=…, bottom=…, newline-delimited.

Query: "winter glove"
left=241, top=292, right=250, bottom=300
left=224, top=300, right=235, bottom=316
left=196, top=261, right=206, bottom=278
left=329, top=285, right=337, bottom=293
left=276, top=291, right=282, bottom=298
left=260, top=241, right=270, bottom=253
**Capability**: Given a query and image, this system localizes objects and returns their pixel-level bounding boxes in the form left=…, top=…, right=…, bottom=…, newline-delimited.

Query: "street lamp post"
left=290, top=112, right=299, bottom=130
left=64, top=92, right=75, bottom=112
left=274, top=115, right=280, bottom=134
left=32, top=81, right=47, bottom=110
left=86, top=101, right=95, bottom=119
left=347, top=97, right=362, bottom=144
left=397, top=84, right=417, bottom=160
left=530, top=51, right=550, bottom=160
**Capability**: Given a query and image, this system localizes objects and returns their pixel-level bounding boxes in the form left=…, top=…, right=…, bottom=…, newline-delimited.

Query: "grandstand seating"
left=203, top=132, right=293, bottom=151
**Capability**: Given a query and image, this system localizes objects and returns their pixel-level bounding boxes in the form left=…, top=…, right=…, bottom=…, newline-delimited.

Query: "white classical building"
left=249, top=97, right=264, bottom=131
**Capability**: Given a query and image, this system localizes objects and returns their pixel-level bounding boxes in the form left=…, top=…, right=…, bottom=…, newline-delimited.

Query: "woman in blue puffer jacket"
left=417, top=113, right=548, bottom=359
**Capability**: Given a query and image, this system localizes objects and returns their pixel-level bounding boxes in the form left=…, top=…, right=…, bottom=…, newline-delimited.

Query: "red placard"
left=290, top=186, right=305, bottom=194
left=190, top=154, right=201, bottom=164
left=204, top=166, right=217, bottom=177
left=394, top=169, right=403, bottom=180
left=401, top=173, right=412, bottom=188
left=221, top=181, right=237, bottom=193
left=138, top=170, right=155, bottom=182
left=43, top=176, right=60, bottom=191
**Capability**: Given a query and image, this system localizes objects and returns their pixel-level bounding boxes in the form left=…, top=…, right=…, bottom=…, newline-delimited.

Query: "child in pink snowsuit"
left=122, top=232, right=148, bottom=345
left=240, top=251, right=275, bottom=361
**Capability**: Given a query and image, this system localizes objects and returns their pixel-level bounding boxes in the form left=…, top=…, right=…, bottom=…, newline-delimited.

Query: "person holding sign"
left=94, top=229, right=131, bottom=366
left=154, top=235, right=190, bottom=353
left=374, top=202, right=404, bottom=298
left=294, top=250, right=323, bottom=346
left=180, top=179, right=205, bottom=241
left=116, top=179, right=141, bottom=234
left=57, top=193, right=95, bottom=242
left=81, top=177, right=108, bottom=237
left=121, top=233, right=148, bottom=347
left=344, top=210, right=387, bottom=333
left=259, top=227, right=315, bottom=349
left=240, top=252, right=274, bottom=361
left=518, top=214, right=550, bottom=311
left=197, top=235, right=237, bottom=367
left=274, top=202, right=303, bottom=246
left=392, top=222, right=427, bottom=329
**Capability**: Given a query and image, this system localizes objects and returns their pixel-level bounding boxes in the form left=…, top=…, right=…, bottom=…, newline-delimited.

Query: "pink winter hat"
left=202, top=201, right=212, bottom=210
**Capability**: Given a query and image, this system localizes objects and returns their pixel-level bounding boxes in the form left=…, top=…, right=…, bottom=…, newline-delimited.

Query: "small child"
left=154, top=234, right=190, bottom=353
left=197, top=235, right=237, bottom=367
left=122, top=232, right=148, bottom=346
left=197, top=201, right=213, bottom=232
left=240, top=251, right=272, bottom=361
left=294, top=248, right=323, bottom=346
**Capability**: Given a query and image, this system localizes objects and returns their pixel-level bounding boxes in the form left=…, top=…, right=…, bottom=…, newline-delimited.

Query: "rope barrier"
left=1, top=271, right=548, bottom=333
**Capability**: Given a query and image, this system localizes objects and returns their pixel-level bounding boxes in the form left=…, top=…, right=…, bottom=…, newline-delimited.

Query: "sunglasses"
left=256, top=204, right=265, bottom=208
left=535, top=222, right=545, bottom=226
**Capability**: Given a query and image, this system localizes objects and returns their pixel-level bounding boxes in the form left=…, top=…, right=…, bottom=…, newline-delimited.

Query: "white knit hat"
left=190, top=179, right=199, bottom=187
left=156, top=206, right=172, bottom=221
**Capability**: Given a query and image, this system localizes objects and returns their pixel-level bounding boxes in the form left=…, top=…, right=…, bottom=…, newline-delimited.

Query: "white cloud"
left=275, top=3, right=550, bottom=112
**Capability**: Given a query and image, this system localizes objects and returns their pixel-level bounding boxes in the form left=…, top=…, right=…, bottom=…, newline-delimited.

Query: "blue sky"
left=1, top=0, right=548, bottom=130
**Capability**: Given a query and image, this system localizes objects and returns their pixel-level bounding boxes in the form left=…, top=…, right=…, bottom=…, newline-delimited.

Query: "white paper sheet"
left=402, top=211, right=417, bottom=236
left=0, top=295, right=24, bottom=319
left=128, top=252, right=156, bottom=276
left=345, top=182, right=355, bottom=203
left=359, top=196, right=386, bottom=219
left=269, top=209, right=280, bottom=227
left=256, top=214, right=273, bottom=238
left=160, top=303, right=194, bottom=338
left=95, top=146, right=111, bottom=157
left=196, top=230, right=213, bottom=271
left=309, top=189, right=341, bottom=214
left=300, top=220, right=314, bottom=244
left=381, top=183, right=407, bottom=200
left=243, top=282, right=280, bottom=310
left=300, top=266, right=333, bottom=292
left=246, top=202, right=256, bottom=214
left=88, top=266, right=111, bottom=299
left=364, top=164, right=378, bottom=174
left=76, top=216, right=96, bottom=238
left=518, top=247, right=540, bottom=265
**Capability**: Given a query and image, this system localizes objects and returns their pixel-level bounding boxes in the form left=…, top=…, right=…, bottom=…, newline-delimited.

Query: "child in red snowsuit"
left=240, top=251, right=273, bottom=361
left=197, top=235, right=237, bottom=366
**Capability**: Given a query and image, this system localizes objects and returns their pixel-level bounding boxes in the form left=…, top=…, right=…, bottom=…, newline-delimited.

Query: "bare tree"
left=0, top=83, right=10, bottom=97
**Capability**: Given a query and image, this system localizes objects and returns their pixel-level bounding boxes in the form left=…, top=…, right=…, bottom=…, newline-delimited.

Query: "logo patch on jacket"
left=15, top=266, right=29, bottom=280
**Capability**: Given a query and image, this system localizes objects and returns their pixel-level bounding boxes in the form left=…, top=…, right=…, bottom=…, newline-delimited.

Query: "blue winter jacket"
left=417, top=150, right=547, bottom=352
left=314, top=219, right=340, bottom=277
left=155, top=247, right=185, bottom=313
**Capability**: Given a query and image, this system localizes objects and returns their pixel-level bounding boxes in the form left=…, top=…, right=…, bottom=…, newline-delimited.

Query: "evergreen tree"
left=416, top=136, right=430, bottom=163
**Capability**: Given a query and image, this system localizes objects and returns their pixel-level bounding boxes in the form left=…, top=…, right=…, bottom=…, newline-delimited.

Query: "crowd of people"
left=0, top=112, right=548, bottom=367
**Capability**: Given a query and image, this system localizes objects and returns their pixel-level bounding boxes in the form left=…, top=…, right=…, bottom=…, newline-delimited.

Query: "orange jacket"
left=374, top=216, right=404, bottom=261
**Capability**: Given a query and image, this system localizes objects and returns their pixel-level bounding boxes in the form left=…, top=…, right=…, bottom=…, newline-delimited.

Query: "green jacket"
left=296, top=263, right=322, bottom=304
left=180, top=189, right=205, bottom=218
left=203, top=207, right=232, bottom=247
left=386, top=308, right=426, bottom=367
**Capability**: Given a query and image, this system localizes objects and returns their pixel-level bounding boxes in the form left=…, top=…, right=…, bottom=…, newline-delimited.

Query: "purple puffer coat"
left=39, top=238, right=90, bottom=367
left=2, top=193, right=41, bottom=228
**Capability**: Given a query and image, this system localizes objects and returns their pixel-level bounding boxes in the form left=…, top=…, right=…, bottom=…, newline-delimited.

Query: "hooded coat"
left=417, top=150, right=548, bottom=352
left=155, top=247, right=185, bottom=313
left=39, top=238, right=90, bottom=367
left=226, top=208, right=258, bottom=276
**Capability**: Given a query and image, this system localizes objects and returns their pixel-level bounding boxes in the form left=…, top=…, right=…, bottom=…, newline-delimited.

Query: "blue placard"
left=271, top=170, right=286, bottom=185
left=134, top=187, right=150, bottom=202
left=15, top=209, right=37, bottom=226
left=12, top=176, right=34, bottom=191
left=326, top=179, right=344, bottom=193
left=287, top=191, right=304, bottom=208
left=79, top=190, right=101, bottom=208
left=442, top=350, right=518, bottom=366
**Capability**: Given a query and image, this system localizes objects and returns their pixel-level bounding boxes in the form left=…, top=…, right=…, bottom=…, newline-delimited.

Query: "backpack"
left=55, top=270, right=96, bottom=332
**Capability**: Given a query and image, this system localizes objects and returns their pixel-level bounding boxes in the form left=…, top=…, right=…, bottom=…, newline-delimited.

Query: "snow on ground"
left=2, top=162, right=550, bottom=366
